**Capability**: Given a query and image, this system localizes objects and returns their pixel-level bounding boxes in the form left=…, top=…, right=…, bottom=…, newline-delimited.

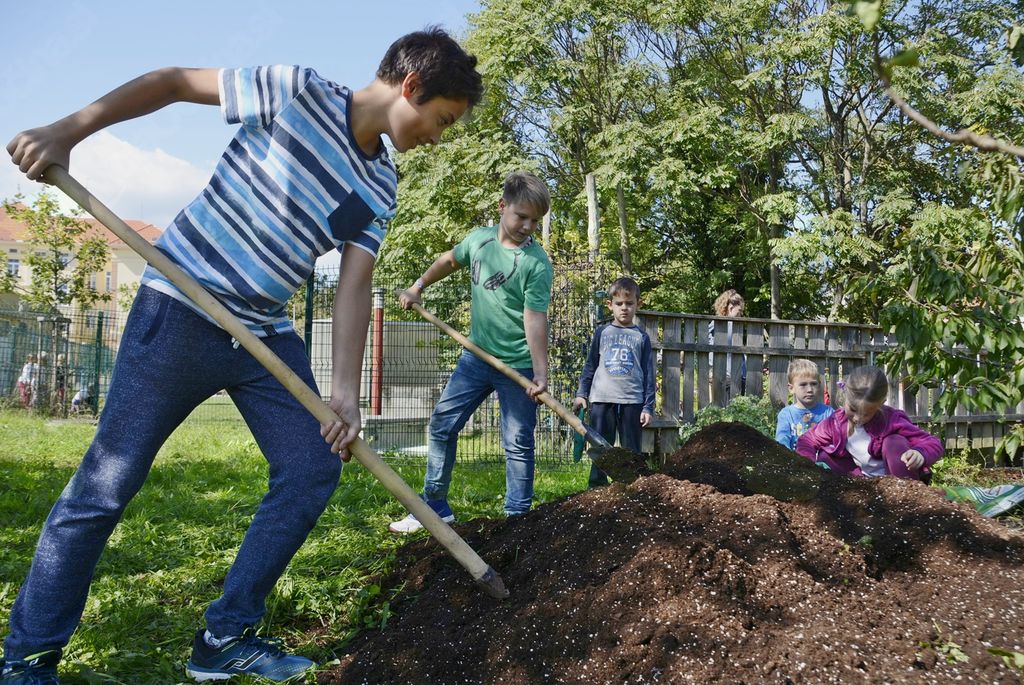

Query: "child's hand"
left=900, top=449, right=924, bottom=470
left=7, top=125, right=73, bottom=182
left=397, top=288, right=422, bottom=309
left=640, top=411, right=653, bottom=427
left=526, top=376, right=547, bottom=401
left=572, top=397, right=587, bottom=411
left=322, top=395, right=362, bottom=461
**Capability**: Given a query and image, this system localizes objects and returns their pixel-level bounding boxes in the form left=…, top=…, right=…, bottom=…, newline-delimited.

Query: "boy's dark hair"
left=502, top=171, right=550, bottom=215
left=377, top=27, right=484, bottom=107
left=608, top=276, right=640, bottom=300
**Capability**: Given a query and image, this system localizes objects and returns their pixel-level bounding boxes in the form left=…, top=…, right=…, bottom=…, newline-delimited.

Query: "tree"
left=2, top=191, right=110, bottom=311
left=847, top=0, right=1024, bottom=460
left=467, top=0, right=662, bottom=279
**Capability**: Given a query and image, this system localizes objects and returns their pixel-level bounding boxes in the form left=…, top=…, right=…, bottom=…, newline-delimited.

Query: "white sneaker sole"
left=186, top=666, right=231, bottom=681
left=389, top=514, right=455, bottom=534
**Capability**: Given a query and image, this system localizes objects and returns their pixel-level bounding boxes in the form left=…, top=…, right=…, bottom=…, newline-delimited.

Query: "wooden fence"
left=637, top=311, right=1024, bottom=460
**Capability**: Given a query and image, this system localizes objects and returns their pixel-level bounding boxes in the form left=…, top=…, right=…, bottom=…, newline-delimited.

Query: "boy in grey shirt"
left=573, top=277, right=655, bottom=487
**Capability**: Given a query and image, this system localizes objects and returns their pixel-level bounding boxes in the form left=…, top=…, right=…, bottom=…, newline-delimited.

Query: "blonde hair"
left=503, top=172, right=550, bottom=216
left=713, top=289, right=744, bottom=316
left=787, top=358, right=820, bottom=384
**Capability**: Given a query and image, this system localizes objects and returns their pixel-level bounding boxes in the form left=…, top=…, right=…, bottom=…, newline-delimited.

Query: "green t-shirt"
left=452, top=226, right=553, bottom=368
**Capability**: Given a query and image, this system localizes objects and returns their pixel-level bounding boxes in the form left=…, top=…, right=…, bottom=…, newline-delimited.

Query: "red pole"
left=371, top=288, right=384, bottom=416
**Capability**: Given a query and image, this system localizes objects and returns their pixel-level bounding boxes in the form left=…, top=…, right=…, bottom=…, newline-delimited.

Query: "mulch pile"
left=319, top=422, right=1024, bottom=684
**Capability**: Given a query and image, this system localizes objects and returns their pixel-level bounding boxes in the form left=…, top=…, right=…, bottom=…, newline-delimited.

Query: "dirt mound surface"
left=319, top=423, right=1024, bottom=684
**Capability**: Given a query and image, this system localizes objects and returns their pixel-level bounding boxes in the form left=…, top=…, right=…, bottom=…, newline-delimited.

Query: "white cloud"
left=1, top=131, right=212, bottom=229
left=3, top=132, right=342, bottom=271
left=70, top=132, right=213, bottom=228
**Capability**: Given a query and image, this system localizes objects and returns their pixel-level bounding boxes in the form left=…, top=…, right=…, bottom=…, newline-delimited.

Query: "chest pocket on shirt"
left=328, top=193, right=375, bottom=244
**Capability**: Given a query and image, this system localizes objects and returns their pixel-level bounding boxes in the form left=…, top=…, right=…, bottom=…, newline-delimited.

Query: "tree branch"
left=873, top=41, right=1024, bottom=159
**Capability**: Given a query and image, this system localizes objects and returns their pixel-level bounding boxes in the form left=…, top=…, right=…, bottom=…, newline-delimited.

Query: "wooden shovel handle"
left=403, top=292, right=611, bottom=449
left=44, top=166, right=500, bottom=589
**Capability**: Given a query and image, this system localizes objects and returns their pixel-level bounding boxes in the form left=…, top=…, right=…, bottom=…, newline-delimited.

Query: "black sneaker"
left=185, top=628, right=314, bottom=682
left=0, top=650, right=61, bottom=685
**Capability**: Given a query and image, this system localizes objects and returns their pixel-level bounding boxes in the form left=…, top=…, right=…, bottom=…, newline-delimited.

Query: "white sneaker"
left=388, top=511, right=455, bottom=534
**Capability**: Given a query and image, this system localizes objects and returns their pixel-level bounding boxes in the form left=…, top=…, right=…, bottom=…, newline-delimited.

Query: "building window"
left=88, top=273, right=97, bottom=289
left=7, top=259, right=19, bottom=277
left=105, top=271, right=112, bottom=291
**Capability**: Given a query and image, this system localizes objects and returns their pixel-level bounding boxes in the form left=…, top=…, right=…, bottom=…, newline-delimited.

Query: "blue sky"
left=1, top=0, right=482, bottom=243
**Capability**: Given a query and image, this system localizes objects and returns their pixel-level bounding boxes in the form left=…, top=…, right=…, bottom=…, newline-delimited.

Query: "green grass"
left=0, top=410, right=589, bottom=684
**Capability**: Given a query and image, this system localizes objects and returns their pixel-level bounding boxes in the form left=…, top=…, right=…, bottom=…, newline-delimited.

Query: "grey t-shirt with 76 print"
left=576, top=322, right=655, bottom=413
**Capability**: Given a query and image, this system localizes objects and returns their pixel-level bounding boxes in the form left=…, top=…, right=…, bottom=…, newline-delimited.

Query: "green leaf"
left=887, top=48, right=920, bottom=68
left=1010, top=25, right=1024, bottom=67
left=987, top=647, right=1024, bottom=673
left=851, top=0, right=883, bottom=32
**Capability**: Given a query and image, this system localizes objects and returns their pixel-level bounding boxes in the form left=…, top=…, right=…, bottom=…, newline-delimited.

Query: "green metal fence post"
left=92, top=311, right=103, bottom=414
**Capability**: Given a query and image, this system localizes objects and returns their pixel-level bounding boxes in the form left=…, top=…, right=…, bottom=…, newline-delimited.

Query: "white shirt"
left=847, top=425, right=886, bottom=477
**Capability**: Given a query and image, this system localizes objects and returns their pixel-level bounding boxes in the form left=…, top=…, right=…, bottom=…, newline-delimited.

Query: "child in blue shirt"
left=3, top=29, right=482, bottom=684
left=573, top=277, right=655, bottom=487
left=775, top=358, right=834, bottom=449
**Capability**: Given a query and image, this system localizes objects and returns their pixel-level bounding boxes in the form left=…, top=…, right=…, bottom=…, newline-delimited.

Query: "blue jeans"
left=3, top=288, right=340, bottom=659
left=424, top=350, right=537, bottom=516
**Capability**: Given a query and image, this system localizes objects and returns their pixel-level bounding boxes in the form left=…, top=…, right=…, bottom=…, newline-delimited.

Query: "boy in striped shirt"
left=3, top=29, right=482, bottom=684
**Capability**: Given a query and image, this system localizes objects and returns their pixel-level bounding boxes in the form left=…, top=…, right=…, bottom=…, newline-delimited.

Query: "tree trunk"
left=830, top=282, right=844, bottom=320
left=770, top=247, right=781, bottom=319
left=616, top=183, right=632, bottom=277
left=586, top=173, right=600, bottom=285
left=768, top=156, right=782, bottom=319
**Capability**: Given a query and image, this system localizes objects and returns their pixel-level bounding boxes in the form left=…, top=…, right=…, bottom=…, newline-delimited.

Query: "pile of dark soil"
left=319, top=423, right=1024, bottom=684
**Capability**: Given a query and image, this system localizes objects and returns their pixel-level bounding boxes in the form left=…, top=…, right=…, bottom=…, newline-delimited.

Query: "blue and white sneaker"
left=388, top=498, right=455, bottom=534
left=185, top=628, right=313, bottom=682
left=0, top=650, right=61, bottom=684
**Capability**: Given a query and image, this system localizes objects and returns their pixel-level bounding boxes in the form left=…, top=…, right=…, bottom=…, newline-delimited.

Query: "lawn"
left=0, top=410, right=589, bottom=684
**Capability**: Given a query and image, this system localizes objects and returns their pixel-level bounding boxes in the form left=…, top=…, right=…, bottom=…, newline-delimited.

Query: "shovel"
left=403, top=294, right=652, bottom=482
left=43, top=166, right=509, bottom=599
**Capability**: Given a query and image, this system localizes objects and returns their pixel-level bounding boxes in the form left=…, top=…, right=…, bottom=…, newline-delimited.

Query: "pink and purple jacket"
left=795, top=406, right=944, bottom=476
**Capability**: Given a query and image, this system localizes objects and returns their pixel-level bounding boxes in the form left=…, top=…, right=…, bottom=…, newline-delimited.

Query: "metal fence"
left=0, top=307, right=123, bottom=417
left=9, top=276, right=1022, bottom=466
left=300, top=258, right=598, bottom=464
left=0, top=256, right=600, bottom=468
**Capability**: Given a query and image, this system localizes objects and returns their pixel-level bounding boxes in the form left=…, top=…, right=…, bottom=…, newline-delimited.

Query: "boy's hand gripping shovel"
left=402, top=293, right=652, bottom=482
left=43, top=166, right=509, bottom=599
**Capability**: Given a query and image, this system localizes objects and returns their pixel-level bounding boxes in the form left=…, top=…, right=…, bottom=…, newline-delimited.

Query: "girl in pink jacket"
left=795, top=366, right=943, bottom=481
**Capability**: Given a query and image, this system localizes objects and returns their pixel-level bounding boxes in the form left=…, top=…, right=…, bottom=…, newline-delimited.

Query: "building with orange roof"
left=0, top=203, right=162, bottom=316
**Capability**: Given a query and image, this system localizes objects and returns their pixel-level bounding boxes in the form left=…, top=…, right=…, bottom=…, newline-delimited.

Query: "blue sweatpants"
left=3, top=288, right=340, bottom=659
left=588, top=402, right=643, bottom=487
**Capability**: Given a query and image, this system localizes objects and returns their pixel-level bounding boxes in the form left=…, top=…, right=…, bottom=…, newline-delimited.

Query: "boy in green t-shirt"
left=390, top=172, right=553, bottom=532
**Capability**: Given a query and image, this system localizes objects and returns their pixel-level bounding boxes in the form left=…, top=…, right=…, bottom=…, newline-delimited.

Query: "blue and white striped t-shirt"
left=142, top=65, right=398, bottom=336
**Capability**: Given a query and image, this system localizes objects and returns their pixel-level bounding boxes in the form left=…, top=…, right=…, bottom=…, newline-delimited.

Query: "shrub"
left=679, top=395, right=777, bottom=444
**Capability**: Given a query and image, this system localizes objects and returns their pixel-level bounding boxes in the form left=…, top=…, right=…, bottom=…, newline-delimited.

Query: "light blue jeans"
left=3, top=288, right=340, bottom=659
left=423, top=350, right=537, bottom=516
